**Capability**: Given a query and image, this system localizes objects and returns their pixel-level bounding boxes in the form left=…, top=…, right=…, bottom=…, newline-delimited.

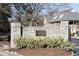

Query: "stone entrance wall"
left=60, top=21, right=69, bottom=40
left=10, top=22, right=21, bottom=48
left=22, top=26, right=60, bottom=37
left=10, top=21, right=69, bottom=48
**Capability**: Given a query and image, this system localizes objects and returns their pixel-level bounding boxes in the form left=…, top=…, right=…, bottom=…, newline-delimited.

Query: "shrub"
left=14, top=37, right=75, bottom=51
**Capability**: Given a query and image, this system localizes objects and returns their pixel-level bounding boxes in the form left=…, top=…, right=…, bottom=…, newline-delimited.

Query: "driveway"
left=71, top=37, right=79, bottom=56
left=71, top=38, right=79, bottom=47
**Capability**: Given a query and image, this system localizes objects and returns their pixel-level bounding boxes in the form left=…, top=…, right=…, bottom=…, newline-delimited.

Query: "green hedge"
left=14, top=37, right=75, bottom=51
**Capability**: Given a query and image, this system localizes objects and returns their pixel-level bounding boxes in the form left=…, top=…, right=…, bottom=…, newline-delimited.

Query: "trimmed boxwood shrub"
left=14, top=37, right=75, bottom=51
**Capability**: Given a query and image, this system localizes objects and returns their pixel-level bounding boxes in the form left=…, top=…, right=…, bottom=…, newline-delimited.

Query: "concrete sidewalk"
left=0, top=44, right=21, bottom=56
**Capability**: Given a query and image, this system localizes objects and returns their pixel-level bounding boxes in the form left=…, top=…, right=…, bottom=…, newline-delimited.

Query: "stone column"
left=60, top=21, right=69, bottom=40
left=10, top=22, right=21, bottom=48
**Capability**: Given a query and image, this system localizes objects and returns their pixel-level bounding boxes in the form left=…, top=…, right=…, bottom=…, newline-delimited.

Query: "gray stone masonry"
left=10, top=22, right=21, bottom=48
left=60, top=21, right=69, bottom=40
left=10, top=21, right=69, bottom=48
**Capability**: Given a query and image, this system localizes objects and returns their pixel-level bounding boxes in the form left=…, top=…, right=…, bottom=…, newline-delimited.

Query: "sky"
left=11, top=3, right=79, bottom=17
left=41, top=3, right=79, bottom=15
left=9, top=3, right=79, bottom=21
left=69, top=3, right=79, bottom=12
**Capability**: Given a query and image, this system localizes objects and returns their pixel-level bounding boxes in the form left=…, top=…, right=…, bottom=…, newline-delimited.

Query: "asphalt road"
left=71, top=38, right=79, bottom=56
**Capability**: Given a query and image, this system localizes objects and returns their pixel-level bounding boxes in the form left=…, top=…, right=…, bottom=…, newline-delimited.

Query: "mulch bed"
left=8, top=48, right=72, bottom=56
left=0, top=41, right=72, bottom=56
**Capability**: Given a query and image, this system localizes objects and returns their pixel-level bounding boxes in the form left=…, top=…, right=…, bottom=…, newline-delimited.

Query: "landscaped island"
left=8, top=37, right=75, bottom=56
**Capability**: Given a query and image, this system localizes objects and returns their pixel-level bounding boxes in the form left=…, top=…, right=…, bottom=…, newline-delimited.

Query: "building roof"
left=46, top=11, right=79, bottom=22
